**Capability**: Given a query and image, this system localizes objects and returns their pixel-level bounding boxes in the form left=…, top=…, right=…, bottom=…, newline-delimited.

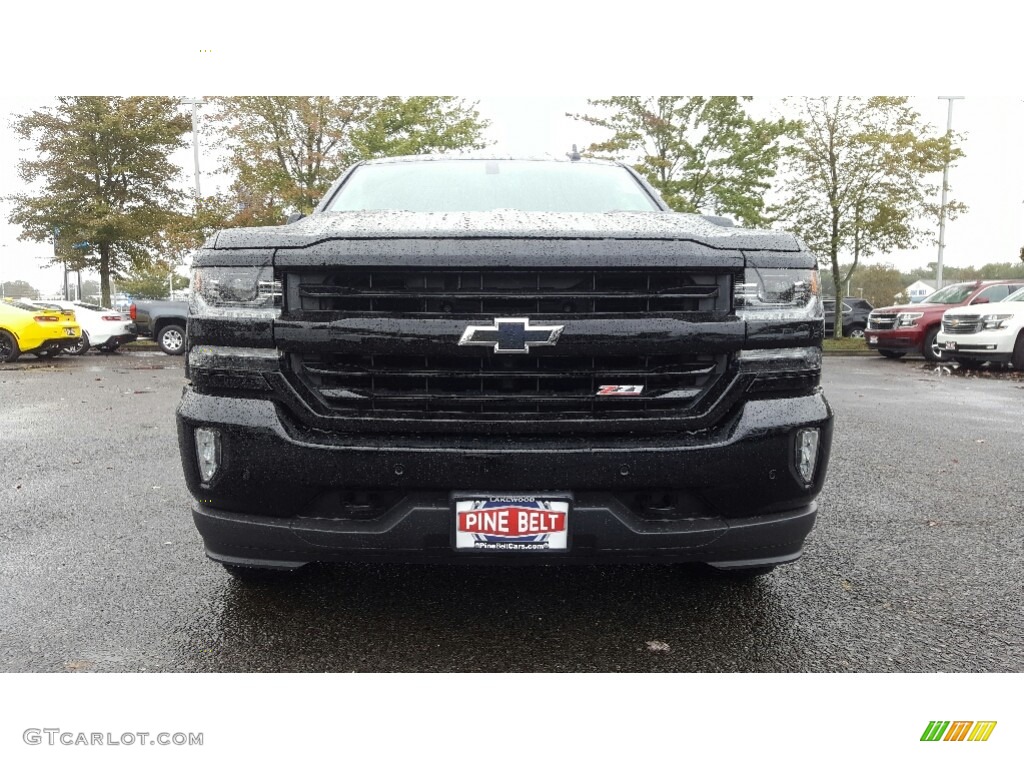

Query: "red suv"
left=865, top=280, right=1024, bottom=362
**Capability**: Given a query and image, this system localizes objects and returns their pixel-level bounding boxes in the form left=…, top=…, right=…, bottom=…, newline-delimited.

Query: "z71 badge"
left=596, top=385, right=644, bottom=396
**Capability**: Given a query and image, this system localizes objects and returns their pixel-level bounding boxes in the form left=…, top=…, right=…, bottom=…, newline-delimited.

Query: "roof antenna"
left=567, top=144, right=581, bottom=161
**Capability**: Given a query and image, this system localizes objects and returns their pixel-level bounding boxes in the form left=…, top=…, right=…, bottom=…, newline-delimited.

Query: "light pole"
left=936, top=96, right=964, bottom=290
left=181, top=97, right=206, bottom=200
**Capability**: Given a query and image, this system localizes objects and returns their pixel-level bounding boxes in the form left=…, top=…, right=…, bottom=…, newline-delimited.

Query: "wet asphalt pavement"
left=1, top=350, right=1021, bottom=672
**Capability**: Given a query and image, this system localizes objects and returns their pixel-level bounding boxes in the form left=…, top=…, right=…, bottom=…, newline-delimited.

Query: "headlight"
left=190, top=266, right=281, bottom=318
left=735, top=267, right=821, bottom=319
left=981, top=314, right=1013, bottom=330
left=896, top=312, right=924, bottom=327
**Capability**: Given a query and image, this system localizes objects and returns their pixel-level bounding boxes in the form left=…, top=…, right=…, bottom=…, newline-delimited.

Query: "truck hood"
left=873, top=302, right=956, bottom=315
left=211, top=210, right=803, bottom=252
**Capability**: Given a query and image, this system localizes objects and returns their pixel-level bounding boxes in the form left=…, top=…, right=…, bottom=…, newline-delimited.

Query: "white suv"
left=937, top=286, right=1024, bottom=369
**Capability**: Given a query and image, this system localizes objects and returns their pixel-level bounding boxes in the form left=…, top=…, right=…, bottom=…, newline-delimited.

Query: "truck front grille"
left=276, top=266, right=748, bottom=433
left=942, top=316, right=983, bottom=334
left=868, top=313, right=897, bottom=330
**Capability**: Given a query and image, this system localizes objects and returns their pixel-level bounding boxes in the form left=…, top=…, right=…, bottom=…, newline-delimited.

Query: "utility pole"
left=180, top=97, right=206, bottom=200
left=936, top=96, right=964, bottom=290
left=180, top=97, right=206, bottom=301
left=53, top=226, right=66, bottom=300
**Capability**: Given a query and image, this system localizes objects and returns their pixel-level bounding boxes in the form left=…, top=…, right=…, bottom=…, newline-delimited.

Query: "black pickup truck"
left=129, top=299, right=189, bottom=355
left=176, top=155, right=833, bottom=580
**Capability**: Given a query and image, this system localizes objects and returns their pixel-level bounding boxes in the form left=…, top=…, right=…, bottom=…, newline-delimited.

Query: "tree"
left=845, top=263, right=905, bottom=308
left=569, top=97, right=793, bottom=226
left=6, top=97, right=191, bottom=307
left=773, top=97, right=965, bottom=337
left=1, top=280, right=39, bottom=300
left=117, top=262, right=189, bottom=300
left=210, top=97, right=490, bottom=224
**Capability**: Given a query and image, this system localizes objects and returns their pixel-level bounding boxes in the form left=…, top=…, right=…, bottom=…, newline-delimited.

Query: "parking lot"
left=1, top=351, right=1021, bottom=672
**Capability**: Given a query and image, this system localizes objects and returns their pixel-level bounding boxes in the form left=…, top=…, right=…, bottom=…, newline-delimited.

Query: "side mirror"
left=971, top=297, right=990, bottom=305
left=285, top=212, right=305, bottom=225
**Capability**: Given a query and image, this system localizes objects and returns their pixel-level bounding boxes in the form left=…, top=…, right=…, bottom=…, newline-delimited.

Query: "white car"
left=937, top=287, right=1024, bottom=369
left=29, top=300, right=137, bottom=355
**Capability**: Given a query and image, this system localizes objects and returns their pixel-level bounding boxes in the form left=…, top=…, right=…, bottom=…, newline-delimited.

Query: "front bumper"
left=936, top=328, right=1016, bottom=361
left=176, top=387, right=833, bottom=567
left=864, top=328, right=923, bottom=351
left=193, top=498, right=819, bottom=568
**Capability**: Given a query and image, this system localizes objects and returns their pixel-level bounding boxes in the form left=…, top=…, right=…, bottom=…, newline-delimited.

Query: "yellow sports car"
left=0, top=299, right=82, bottom=362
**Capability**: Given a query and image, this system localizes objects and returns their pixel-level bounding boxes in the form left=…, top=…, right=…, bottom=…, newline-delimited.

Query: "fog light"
left=795, top=428, right=820, bottom=485
left=195, top=428, right=221, bottom=483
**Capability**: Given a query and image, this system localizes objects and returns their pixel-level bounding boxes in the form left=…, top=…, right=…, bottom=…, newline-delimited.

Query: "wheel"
left=221, top=563, right=293, bottom=584
left=1013, top=332, right=1024, bottom=370
left=845, top=325, right=866, bottom=339
left=954, top=357, right=983, bottom=370
left=158, top=324, right=186, bottom=355
left=922, top=326, right=943, bottom=362
left=65, top=332, right=91, bottom=356
left=878, top=350, right=905, bottom=359
left=0, top=330, right=19, bottom=363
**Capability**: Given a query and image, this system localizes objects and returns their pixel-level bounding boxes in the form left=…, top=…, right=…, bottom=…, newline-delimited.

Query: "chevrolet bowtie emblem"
left=458, top=317, right=564, bottom=354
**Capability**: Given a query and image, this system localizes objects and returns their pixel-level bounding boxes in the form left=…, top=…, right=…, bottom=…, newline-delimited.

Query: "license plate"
left=943, top=341, right=957, bottom=351
left=867, top=336, right=878, bottom=346
left=454, top=495, right=569, bottom=552
left=64, top=328, right=76, bottom=337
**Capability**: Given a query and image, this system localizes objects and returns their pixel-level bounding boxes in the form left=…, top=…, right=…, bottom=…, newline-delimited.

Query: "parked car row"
left=864, top=280, right=1024, bottom=366
left=28, top=300, right=136, bottom=355
left=0, top=299, right=82, bottom=362
left=0, top=298, right=138, bottom=362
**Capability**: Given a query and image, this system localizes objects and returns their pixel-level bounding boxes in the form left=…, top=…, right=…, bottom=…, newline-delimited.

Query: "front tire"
left=922, top=326, right=943, bottom=362
left=1012, top=332, right=1024, bottom=370
left=845, top=325, right=866, bottom=339
left=158, top=324, right=186, bottom=355
left=0, top=330, right=20, bottom=363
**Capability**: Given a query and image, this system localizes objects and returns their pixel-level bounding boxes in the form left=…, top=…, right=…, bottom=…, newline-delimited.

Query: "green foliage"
left=5, top=97, right=191, bottom=307
left=772, top=97, right=965, bottom=336
left=210, top=97, right=490, bottom=224
left=117, top=262, right=189, bottom=300
left=569, top=97, right=793, bottom=226
left=821, top=263, right=906, bottom=307
left=1, top=280, right=39, bottom=299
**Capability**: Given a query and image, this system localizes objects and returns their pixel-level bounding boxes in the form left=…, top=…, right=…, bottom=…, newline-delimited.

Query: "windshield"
left=922, top=283, right=975, bottom=305
left=326, top=160, right=662, bottom=213
left=1005, top=287, right=1024, bottom=303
